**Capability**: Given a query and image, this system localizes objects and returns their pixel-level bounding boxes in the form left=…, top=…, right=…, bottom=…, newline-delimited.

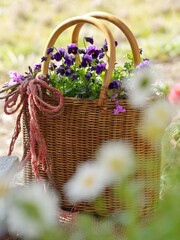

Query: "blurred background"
left=0, top=0, right=180, bottom=156
left=1, top=0, right=180, bottom=81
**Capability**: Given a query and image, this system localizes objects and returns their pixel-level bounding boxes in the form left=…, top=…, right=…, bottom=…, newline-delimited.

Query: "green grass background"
left=0, top=0, right=180, bottom=83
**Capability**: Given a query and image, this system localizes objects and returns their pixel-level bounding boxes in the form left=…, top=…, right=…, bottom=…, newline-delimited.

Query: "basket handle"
left=72, top=11, right=141, bottom=66
left=41, top=16, right=116, bottom=107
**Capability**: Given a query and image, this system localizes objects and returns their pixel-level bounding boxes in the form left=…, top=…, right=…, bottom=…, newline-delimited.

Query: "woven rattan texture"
left=23, top=96, right=161, bottom=217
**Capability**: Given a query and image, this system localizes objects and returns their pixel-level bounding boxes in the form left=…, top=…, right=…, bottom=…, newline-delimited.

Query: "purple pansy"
left=53, top=52, right=62, bottom=62
left=56, top=66, right=65, bottom=75
left=85, top=73, right=92, bottom=80
left=46, top=47, right=54, bottom=55
left=8, top=71, right=24, bottom=86
left=84, top=36, right=94, bottom=45
left=81, top=54, right=93, bottom=67
left=98, top=51, right=105, bottom=59
left=33, top=63, right=41, bottom=71
left=41, top=56, right=47, bottom=62
left=58, top=48, right=65, bottom=57
left=103, top=39, right=118, bottom=52
left=108, top=80, right=121, bottom=90
left=49, top=62, right=57, bottom=70
left=65, top=68, right=73, bottom=76
left=67, top=44, right=78, bottom=55
left=137, top=59, right=150, bottom=69
left=64, top=54, right=75, bottom=66
left=87, top=46, right=100, bottom=59
left=113, top=101, right=126, bottom=115
left=96, top=62, right=106, bottom=74
left=103, top=39, right=108, bottom=51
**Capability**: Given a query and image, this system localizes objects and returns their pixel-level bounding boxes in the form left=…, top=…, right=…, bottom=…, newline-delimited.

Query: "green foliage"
left=49, top=57, right=134, bottom=100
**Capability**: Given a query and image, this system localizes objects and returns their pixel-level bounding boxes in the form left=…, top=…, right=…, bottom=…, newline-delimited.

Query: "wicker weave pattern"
left=23, top=97, right=160, bottom=216
left=23, top=12, right=161, bottom=217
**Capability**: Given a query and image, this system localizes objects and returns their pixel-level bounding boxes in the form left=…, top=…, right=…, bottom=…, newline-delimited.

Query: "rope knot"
left=0, top=77, right=64, bottom=179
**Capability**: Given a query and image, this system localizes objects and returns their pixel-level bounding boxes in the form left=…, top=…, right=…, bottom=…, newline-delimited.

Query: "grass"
left=0, top=0, right=180, bottom=83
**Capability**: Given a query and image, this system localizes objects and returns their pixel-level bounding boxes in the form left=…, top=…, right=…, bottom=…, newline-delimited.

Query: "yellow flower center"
left=109, top=158, right=124, bottom=173
left=0, top=184, right=8, bottom=197
left=83, top=176, right=95, bottom=187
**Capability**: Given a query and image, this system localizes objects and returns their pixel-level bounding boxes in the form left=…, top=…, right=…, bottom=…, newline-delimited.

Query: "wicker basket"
left=23, top=12, right=161, bottom=217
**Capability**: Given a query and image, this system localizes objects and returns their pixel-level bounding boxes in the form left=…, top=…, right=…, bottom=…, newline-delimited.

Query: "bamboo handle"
left=71, top=12, right=141, bottom=106
left=41, top=16, right=116, bottom=76
left=72, top=11, right=141, bottom=67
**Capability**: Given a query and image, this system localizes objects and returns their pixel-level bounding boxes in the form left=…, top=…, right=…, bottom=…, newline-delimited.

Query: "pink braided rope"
left=0, top=75, right=64, bottom=179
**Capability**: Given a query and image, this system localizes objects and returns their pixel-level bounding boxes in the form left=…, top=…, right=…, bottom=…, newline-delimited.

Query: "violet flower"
left=103, top=39, right=118, bottom=52
left=87, top=46, right=100, bottom=59
left=56, top=66, right=65, bottom=75
left=53, top=52, right=62, bottom=62
left=65, top=68, right=73, bottom=76
left=58, top=48, right=65, bottom=57
left=64, top=54, right=75, bottom=67
left=85, top=73, right=92, bottom=80
left=67, top=44, right=78, bottom=55
left=113, top=101, right=126, bottom=115
left=96, top=62, right=106, bottom=74
left=81, top=54, right=93, bottom=67
left=98, top=51, right=105, bottom=59
left=49, top=62, right=57, bottom=70
left=137, top=59, right=150, bottom=69
left=46, top=47, right=54, bottom=55
left=108, top=80, right=121, bottom=90
left=8, top=71, right=24, bottom=86
left=84, top=36, right=94, bottom=45
left=33, top=63, right=41, bottom=71
left=41, top=56, right=47, bottom=62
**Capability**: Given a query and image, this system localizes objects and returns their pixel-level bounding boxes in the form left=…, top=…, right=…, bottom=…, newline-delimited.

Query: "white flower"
left=6, top=182, right=59, bottom=239
left=0, top=174, right=15, bottom=233
left=0, top=198, right=6, bottom=233
left=140, top=99, right=174, bottom=139
left=64, top=161, right=108, bottom=203
left=96, top=141, right=135, bottom=184
left=0, top=177, right=9, bottom=198
left=126, top=68, right=155, bottom=108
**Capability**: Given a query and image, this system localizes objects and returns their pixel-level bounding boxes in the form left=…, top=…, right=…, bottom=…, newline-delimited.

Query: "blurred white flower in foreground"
left=6, top=182, right=59, bottom=239
left=0, top=173, right=17, bottom=237
left=64, top=162, right=108, bottom=203
left=140, top=99, right=174, bottom=140
left=0, top=175, right=12, bottom=214
left=0, top=178, right=9, bottom=237
left=96, top=141, right=135, bottom=183
left=126, top=68, right=155, bottom=108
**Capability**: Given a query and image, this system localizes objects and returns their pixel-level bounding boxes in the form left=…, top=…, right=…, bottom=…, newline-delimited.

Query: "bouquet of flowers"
left=4, top=36, right=151, bottom=114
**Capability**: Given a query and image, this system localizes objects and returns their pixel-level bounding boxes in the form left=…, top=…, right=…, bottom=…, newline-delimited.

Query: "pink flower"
left=168, top=82, right=180, bottom=105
